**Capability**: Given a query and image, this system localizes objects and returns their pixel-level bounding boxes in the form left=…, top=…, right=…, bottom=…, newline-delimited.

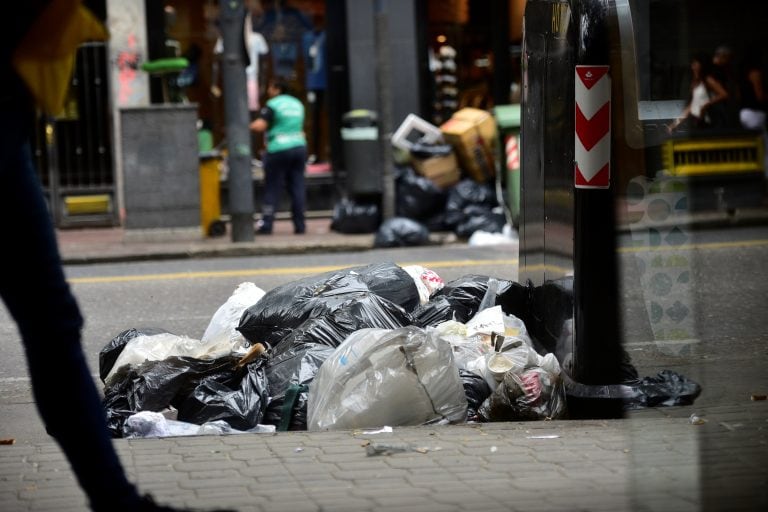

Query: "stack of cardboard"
left=440, top=108, right=498, bottom=183
left=411, top=152, right=461, bottom=189
left=390, top=113, right=461, bottom=189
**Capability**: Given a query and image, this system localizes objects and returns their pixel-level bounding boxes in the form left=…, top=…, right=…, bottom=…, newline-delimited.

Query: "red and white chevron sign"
left=575, top=65, right=611, bottom=189
left=505, top=134, right=519, bottom=171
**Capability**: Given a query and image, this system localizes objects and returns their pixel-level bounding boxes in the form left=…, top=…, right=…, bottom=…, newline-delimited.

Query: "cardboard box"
left=440, top=108, right=498, bottom=182
left=411, top=153, right=461, bottom=189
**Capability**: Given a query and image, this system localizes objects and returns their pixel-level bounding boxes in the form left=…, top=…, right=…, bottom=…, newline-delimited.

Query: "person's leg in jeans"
left=0, top=105, right=142, bottom=511
left=285, top=145, right=307, bottom=234
left=259, top=150, right=286, bottom=233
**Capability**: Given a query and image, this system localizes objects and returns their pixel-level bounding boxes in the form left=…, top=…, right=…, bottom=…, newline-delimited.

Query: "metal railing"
left=31, top=42, right=116, bottom=227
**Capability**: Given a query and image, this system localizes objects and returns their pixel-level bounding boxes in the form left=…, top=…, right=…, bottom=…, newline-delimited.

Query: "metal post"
left=571, top=0, right=623, bottom=387
left=220, top=0, right=254, bottom=242
left=520, top=0, right=623, bottom=418
left=374, top=4, right=395, bottom=220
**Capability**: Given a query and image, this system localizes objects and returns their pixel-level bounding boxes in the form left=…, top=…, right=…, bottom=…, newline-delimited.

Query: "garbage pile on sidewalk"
left=100, top=263, right=701, bottom=438
left=331, top=109, right=515, bottom=247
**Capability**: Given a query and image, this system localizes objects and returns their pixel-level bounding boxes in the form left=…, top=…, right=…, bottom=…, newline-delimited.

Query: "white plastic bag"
left=307, top=327, right=467, bottom=430
left=201, top=282, right=265, bottom=350
left=466, top=306, right=533, bottom=347
left=467, top=224, right=519, bottom=246
left=402, top=265, right=444, bottom=304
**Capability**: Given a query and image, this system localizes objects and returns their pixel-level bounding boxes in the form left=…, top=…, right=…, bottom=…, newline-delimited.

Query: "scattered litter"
left=490, top=446, right=498, bottom=453
left=689, top=413, right=707, bottom=425
left=751, top=394, right=767, bottom=401
left=719, top=422, right=743, bottom=431
left=363, top=426, right=394, bottom=435
left=526, top=435, right=560, bottom=439
left=363, top=441, right=441, bottom=456
left=0, top=438, right=15, bottom=445
left=294, top=447, right=305, bottom=453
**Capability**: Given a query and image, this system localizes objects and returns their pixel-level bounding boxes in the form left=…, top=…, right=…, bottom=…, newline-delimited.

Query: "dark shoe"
left=294, top=228, right=305, bottom=235
left=255, top=219, right=272, bottom=234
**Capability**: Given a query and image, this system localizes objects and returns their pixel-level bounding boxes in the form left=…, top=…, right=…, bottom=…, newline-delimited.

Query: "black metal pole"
left=220, top=0, right=254, bottom=242
left=571, top=0, right=623, bottom=387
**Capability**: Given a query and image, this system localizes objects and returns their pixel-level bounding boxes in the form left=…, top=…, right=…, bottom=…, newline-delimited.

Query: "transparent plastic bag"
left=477, top=354, right=567, bottom=422
left=123, top=411, right=276, bottom=439
left=307, top=327, right=467, bottom=430
left=105, top=332, right=233, bottom=386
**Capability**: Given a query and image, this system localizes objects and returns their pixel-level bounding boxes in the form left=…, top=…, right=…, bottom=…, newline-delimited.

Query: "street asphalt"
left=1, top=208, right=765, bottom=511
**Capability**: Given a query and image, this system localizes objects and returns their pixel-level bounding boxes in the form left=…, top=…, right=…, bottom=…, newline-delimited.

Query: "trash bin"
left=493, top=104, right=521, bottom=223
left=341, top=109, right=381, bottom=198
left=199, top=150, right=226, bottom=237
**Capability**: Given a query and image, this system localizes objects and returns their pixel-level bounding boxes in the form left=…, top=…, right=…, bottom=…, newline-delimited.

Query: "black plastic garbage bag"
left=278, top=292, right=414, bottom=349
left=412, top=275, right=527, bottom=327
left=374, top=217, right=430, bottom=248
left=477, top=366, right=567, bottom=422
left=237, top=262, right=420, bottom=346
left=459, top=369, right=492, bottom=421
left=103, top=355, right=240, bottom=437
left=330, top=198, right=380, bottom=234
left=98, top=327, right=168, bottom=383
left=423, top=211, right=451, bottom=233
left=409, top=142, right=453, bottom=159
left=177, top=360, right=269, bottom=431
left=444, top=179, right=498, bottom=228
left=454, top=206, right=506, bottom=238
left=255, top=293, right=412, bottom=430
left=624, top=370, right=702, bottom=409
left=262, top=342, right=335, bottom=431
left=395, top=167, right=447, bottom=221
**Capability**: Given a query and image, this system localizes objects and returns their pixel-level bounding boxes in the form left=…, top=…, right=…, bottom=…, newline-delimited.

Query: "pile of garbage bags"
left=100, top=262, right=700, bottom=438
left=331, top=174, right=510, bottom=248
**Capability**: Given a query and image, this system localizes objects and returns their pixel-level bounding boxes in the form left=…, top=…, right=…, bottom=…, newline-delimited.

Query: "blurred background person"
left=711, top=44, right=741, bottom=129
left=668, top=52, right=729, bottom=133
left=738, top=47, right=767, bottom=174
left=250, top=79, right=308, bottom=235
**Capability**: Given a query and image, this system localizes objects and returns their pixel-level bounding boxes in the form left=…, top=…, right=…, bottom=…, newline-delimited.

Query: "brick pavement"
left=2, top=408, right=766, bottom=512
